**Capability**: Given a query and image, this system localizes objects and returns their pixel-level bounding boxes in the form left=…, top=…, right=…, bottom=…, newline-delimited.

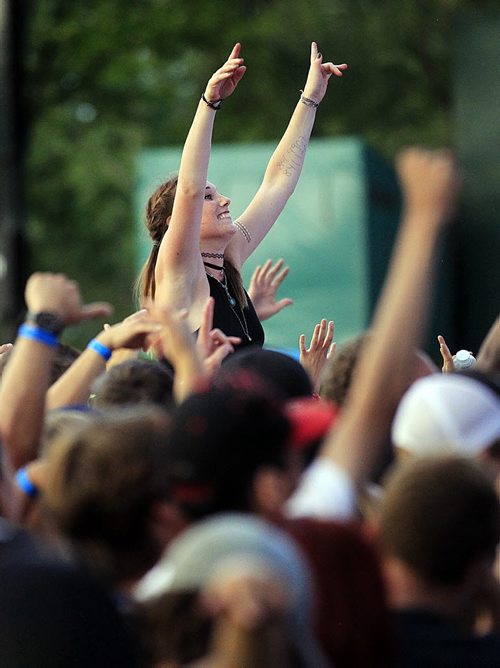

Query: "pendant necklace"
left=204, top=263, right=251, bottom=340
left=228, top=289, right=252, bottom=341
left=203, top=261, right=236, bottom=307
left=220, top=273, right=237, bottom=308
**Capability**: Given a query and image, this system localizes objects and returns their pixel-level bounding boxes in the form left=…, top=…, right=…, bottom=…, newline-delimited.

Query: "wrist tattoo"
left=277, top=136, right=307, bottom=176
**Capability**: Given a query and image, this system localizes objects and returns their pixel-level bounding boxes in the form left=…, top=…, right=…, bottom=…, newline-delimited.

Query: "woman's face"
left=200, top=182, right=235, bottom=240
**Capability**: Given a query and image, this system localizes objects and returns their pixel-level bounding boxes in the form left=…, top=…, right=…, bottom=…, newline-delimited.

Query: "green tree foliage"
left=23, top=0, right=498, bottom=345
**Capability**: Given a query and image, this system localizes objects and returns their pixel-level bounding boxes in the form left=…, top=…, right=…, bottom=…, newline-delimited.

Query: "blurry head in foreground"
left=134, top=513, right=324, bottom=667
left=42, top=406, right=172, bottom=588
left=379, top=456, right=499, bottom=602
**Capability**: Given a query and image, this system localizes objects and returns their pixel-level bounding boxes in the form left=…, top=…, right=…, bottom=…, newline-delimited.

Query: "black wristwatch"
left=25, top=311, right=65, bottom=337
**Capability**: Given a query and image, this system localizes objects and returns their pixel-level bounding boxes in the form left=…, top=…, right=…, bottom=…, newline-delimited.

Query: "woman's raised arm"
left=154, top=45, right=246, bottom=307
left=226, top=42, right=347, bottom=269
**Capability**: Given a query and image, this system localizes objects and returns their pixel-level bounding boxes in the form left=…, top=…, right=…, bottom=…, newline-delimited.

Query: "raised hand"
left=196, top=297, right=240, bottom=373
left=437, top=334, right=454, bottom=373
left=248, top=259, right=293, bottom=321
left=301, top=41, right=348, bottom=105
left=299, top=319, right=336, bottom=394
left=97, top=310, right=163, bottom=353
left=143, top=299, right=206, bottom=401
left=396, top=148, right=461, bottom=228
left=0, top=342, right=13, bottom=357
left=101, top=310, right=149, bottom=368
left=204, top=43, right=246, bottom=104
left=202, top=563, right=289, bottom=631
left=45, top=309, right=165, bottom=412
left=25, top=272, right=112, bottom=325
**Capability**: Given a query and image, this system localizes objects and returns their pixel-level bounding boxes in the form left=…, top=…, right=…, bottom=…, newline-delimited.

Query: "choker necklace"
left=201, top=251, right=224, bottom=259
left=203, top=260, right=224, bottom=271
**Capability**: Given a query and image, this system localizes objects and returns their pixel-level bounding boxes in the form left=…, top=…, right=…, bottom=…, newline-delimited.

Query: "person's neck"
left=200, top=244, right=226, bottom=261
left=384, top=556, right=469, bottom=623
left=201, top=246, right=226, bottom=278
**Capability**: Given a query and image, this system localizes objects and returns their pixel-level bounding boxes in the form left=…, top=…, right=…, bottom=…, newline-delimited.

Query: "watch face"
left=29, top=311, right=64, bottom=336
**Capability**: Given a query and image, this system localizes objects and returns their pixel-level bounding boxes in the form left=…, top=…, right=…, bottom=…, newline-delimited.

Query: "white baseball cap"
left=392, top=373, right=500, bottom=457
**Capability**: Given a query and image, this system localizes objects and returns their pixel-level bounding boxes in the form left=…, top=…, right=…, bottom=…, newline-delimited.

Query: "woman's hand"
left=204, top=42, right=246, bottom=104
left=301, top=41, right=348, bottom=105
left=248, top=259, right=293, bottom=321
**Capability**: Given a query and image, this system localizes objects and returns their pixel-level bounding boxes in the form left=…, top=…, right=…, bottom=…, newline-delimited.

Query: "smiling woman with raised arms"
left=137, top=42, right=347, bottom=349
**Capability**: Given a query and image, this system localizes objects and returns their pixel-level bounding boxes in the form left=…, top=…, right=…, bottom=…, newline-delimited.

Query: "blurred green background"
left=16, top=0, right=499, bottom=351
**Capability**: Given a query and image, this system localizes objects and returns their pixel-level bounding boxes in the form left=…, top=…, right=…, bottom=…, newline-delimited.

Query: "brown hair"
left=136, top=591, right=211, bottom=666
left=379, top=456, right=500, bottom=586
left=320, top=333, right=368, bottom=405
left=135, top=176, right=178, bottom=304
left=135, top=177, right=247, bottom=309
left=42, top=407, right=172, bottom=586
left=91, top=359, right=174, bottom=410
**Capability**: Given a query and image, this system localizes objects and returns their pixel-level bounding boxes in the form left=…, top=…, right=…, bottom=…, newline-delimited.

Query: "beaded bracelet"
left=18, top=324, right=58, bottom=348
left=299, top=91, right=319, bottom=109
left=15, top=467, right=39, bottom=499
left=202, top=93, right=222, bottom=110
left=87, top=338, right=112, bottom=361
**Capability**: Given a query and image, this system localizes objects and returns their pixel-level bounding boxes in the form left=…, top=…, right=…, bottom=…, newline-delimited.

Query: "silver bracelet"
left=234, top=220, right=252, bottom=243
left=299, top=90, right=319, bottom=109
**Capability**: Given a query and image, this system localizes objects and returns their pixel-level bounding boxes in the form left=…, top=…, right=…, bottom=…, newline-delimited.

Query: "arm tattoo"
left=277, top=136, right=307, bottom=176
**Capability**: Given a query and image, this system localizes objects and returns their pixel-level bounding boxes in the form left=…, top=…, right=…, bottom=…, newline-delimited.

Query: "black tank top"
left=207, top=274, right=264, bottom=348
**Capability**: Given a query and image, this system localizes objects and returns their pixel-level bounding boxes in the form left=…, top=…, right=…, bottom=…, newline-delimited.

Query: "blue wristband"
left=18, top=324, right=58, bottom=348
left=15, top=467, right=39, bottom=499
left=87, top=338, right=112, bottom=361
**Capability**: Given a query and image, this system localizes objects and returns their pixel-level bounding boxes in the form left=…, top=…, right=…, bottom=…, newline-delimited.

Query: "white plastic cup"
left=453, top=349, right=476, bottom=370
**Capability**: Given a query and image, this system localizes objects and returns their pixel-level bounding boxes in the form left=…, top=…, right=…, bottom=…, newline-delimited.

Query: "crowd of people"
left=0, top=41, right=499, bottom=667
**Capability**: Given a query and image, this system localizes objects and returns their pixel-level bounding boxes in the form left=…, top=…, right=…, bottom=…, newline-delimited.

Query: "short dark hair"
left=379, top=456, right=500, bottom=586
left=165, top=381, right=291, bottom=519
left=92, top=359, right=173, bottom=410
left=216, top=348, right=313, bottom=399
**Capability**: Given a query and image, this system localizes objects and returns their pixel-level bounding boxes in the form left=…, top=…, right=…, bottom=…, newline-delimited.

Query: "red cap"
left=285, top=398, right=339, bottom=450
